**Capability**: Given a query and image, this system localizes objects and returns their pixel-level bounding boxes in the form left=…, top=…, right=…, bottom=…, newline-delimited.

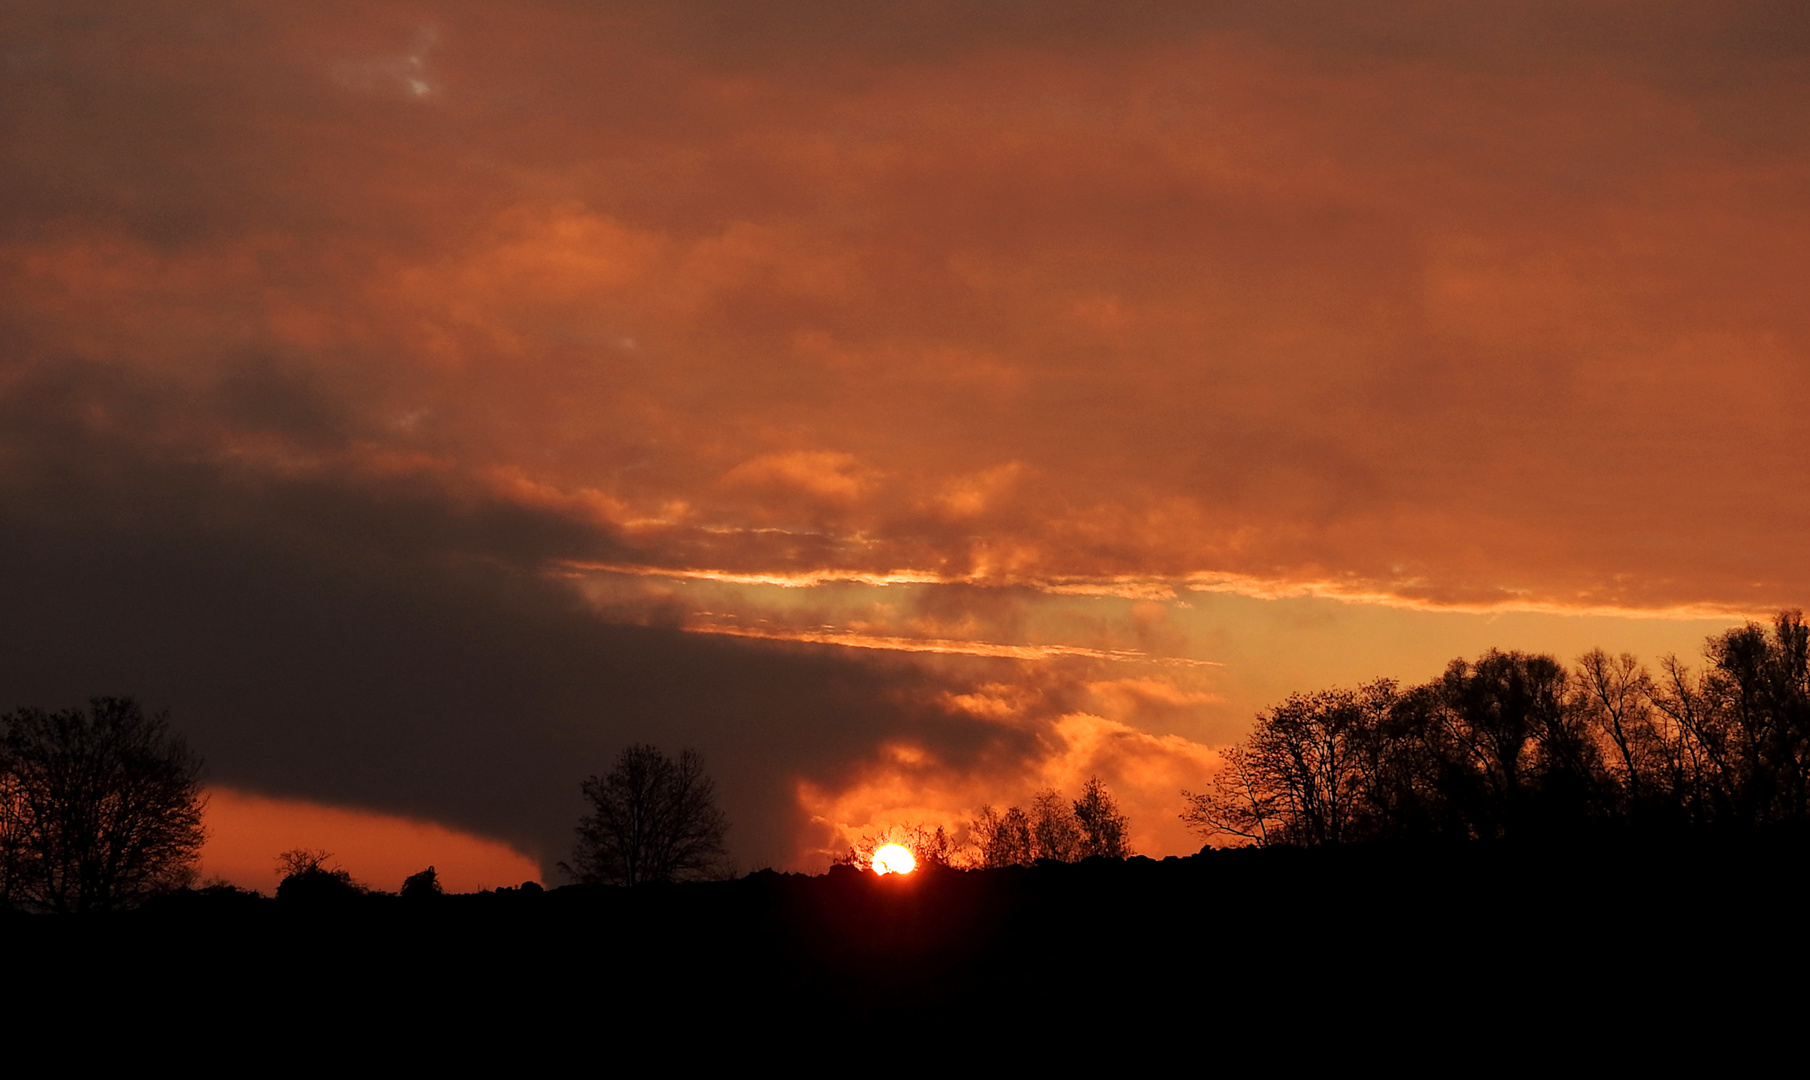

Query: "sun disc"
left=872, top=843, right=916, bottom=875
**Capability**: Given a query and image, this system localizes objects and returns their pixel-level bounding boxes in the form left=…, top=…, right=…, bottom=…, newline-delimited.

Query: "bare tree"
left=1651, top=653, right=1731, bottom=823
left=0, top=698, right=205, bottom=912
left=274, top=847, right=364, bottom=902
left=275, top=847, right=340, bottom=879
left=566, top=745, right=729, bottom=886
left=1571, top=648, right=1684, bottom=821
left=1184, top=745, right=1282, bottom=846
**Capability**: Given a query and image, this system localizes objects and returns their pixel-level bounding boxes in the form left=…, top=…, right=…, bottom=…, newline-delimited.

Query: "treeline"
left=839, top=777, right=1131, bottom=870
left=11, top=611, right=1808, bottom=914
left=1185, top=610, right=1810, bottom=846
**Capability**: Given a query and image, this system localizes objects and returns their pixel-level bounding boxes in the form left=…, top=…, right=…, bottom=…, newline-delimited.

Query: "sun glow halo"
left=872, top=844, right=916, bottom=875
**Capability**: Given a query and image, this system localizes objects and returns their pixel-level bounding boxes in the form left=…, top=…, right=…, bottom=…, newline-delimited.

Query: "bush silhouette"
left=401, top=866, right=442, bottom=899
left=274, top=849, right=364, bottom=904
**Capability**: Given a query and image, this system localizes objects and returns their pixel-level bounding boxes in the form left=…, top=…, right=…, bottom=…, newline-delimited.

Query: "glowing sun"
left=872, top=844, right=916, bottom=875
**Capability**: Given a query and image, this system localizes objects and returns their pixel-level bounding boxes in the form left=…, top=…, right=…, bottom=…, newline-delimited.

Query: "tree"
left=970, top=782, right=1132, bottom=865
left=1571, top=648, right=1680, bottom=823
left=1648, top=611, right=1810, bottom=827
left=1073, top=777, right=1131, bottom=858
left=275, top=847, right=339, bottom=879
left=274, top=848, right=364, bottom=903
left=1031, top=789, right=1084, bottom=862
left=1183, top=744, right=1285, bottom=847
left=1184, top=618, right=1810, bottom=849
left=1185, top=683, right=1412, bottom=848
left=401, top=865, right=442, bottom=899
left=0, top=697, right=205, bottom=912
left=1184, top=688, right=1380, bottom=848
left=566, top=744, right=729, bottom=886
left=1433, top=649, right=1589, bottom=836
left=971, top=804, right=1036, bottom=867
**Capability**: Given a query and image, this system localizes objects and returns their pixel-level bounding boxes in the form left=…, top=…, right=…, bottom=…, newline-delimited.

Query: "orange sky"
left=200, top=787, right=540, bottom=894
left=2, top=2, right=1805, bottom=875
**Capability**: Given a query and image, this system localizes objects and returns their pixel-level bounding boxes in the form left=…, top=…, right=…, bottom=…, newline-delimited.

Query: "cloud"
left=720, top=449, right=874, bottom=506
left=331, top=25, right=439, bottom=100
left=3, top=1, right=1804, bottom=866
left=11, top=4, right=1809, bottom=609
left=797, top=708, right=1222, bottom=867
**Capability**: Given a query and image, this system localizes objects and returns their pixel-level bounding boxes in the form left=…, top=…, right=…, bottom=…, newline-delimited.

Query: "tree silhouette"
left=275, top=847, right=337, bottom=878
left=1032, top=789, right=1084, bottom=862
left=971, top=804, right=1037, bottom=867
left=971, top=781, right=1132, bottom=865
left=1182, top=687, right=1388, bottom=847
left=1184, top=617, right=1810, bottom=848
left=566, top=745, right=729, bottom=886
left=1182, top=745, right=1283, bottom=846
left=401, top=865, right=442, bottom=899
left=274, top=848, right=364, bottom=902
left=1650, top=611, right=1810, bottom=826
left=1073, top=777, right=1130, bottom=858
left=1572, top=649, right=1669, bottom=820
left=0, top=698, right=205, bottom=912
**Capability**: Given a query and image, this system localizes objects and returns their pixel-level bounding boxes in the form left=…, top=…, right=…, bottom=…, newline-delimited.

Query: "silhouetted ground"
left=9, top=834, right=1808, bottom=1054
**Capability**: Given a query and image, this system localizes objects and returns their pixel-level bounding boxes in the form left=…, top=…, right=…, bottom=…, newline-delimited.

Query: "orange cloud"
left=2, top=2, right=1801, bottom=871
left=720, top=450, right=874, bottom=505
left=12, top=16, right=1807, bottom=611
left=796, top=712, right=1222, bottom=868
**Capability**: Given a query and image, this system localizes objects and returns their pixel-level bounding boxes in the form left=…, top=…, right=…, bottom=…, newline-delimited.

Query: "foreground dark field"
left=11, top=835, right=1809, bottom=1047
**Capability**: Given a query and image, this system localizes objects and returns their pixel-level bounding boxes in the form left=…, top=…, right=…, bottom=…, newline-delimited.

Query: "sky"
left=3, top=1, right=1807, bottom=885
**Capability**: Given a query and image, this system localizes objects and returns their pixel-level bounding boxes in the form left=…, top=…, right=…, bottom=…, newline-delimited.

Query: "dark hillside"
left=10, top=834, right=1807, bottom=1048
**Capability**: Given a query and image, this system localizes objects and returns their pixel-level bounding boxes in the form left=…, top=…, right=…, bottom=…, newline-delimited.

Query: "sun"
left=872, top=843, right=916, bottom=875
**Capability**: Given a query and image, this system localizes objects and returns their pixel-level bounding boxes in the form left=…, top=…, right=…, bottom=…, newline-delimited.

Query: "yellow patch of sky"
left=564, top=564, right=1747, bottom=746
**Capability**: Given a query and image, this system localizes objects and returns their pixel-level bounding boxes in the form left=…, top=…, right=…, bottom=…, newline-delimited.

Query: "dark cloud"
left=0, top=395, right=1005, bottom=872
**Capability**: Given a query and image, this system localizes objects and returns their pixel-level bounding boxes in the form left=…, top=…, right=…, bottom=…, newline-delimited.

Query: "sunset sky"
left=4, top=2, right=1806, bottom=885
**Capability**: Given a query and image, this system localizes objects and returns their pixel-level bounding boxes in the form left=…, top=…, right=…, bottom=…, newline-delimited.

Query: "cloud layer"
left=3, top=2, right=1803, bottom=869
